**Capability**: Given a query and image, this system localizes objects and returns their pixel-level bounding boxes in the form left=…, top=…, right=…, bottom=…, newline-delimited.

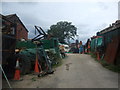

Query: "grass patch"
left=31, top=77, right=36, bottom=81
left=52, top=54, right=68, bottom=68
left=52, top=55, right=68, bottom=68
left=99, top=60, right=120, bottom=73
left=52, top=58, right=63, bottom=68
left=89, top=53, right=97, bottom=59
left=89, top=52, right=120, bottom=73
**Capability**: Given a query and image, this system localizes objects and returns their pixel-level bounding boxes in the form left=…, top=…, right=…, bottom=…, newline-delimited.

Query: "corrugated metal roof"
left=99, top=20, right=120, bottom=34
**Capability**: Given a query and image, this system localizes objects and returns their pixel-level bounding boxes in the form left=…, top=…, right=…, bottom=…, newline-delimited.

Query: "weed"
left=31, top=77, right=36, bottom=81
left=52, top=58, right=63, bottom=68
left=89, top=53, right=120, bottom=73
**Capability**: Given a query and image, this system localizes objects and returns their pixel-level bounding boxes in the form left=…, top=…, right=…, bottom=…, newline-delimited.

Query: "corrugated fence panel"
left=104, top=36, right=119, bottom=64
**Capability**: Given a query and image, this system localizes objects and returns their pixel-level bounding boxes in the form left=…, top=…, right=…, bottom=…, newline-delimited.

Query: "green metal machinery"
left=41, top=38, right=61, bottom=58
left=15, top=26, right=61, bottom=75
left=90, top=36, right=103, bottom=53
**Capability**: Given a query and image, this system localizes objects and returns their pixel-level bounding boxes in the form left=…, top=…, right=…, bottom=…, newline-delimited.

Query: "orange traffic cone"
left=97, top=52, right=100, bottom=60
left=14, top=59, right=20, bottom=80
left=34, top=54, right=40, bottom=73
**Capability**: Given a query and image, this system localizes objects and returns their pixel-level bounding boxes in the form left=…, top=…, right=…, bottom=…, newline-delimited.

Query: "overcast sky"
left=1, top=0, right=119, bottom=44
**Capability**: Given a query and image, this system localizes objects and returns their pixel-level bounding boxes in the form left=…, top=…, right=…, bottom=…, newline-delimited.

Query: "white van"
left=63, top=44, right=70, bottom=52
left=59, top=43, right=70, bottom=52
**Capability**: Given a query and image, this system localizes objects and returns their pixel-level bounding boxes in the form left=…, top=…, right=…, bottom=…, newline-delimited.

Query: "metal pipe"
left=0, top=64, right=12, bottom=88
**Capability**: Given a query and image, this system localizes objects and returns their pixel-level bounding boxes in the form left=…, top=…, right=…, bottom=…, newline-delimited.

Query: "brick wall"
left=5, top=14, right=28, bottom=40
left=16, top=23, right=28, bottom=40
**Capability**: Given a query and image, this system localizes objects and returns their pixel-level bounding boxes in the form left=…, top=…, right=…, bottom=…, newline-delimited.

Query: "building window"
left=11, top=27, right=15, bottom=35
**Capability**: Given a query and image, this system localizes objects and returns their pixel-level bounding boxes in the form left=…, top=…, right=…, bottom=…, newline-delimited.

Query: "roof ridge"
left=5, top=14, right=17, bottom=18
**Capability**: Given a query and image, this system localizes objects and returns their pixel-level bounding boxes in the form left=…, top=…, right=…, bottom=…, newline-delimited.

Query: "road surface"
left=3, top=54, right=118, bottom=88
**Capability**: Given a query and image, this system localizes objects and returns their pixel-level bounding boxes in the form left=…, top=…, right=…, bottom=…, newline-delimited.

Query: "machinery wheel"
left=17, top=54, right=31, bottom=75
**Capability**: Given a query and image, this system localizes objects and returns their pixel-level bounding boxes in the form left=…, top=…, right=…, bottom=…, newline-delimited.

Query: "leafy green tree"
left=47, top=21, right=77, bottom=43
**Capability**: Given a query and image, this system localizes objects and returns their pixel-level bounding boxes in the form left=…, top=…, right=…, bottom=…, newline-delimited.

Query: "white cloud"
left=1, top=1, right=118, bottom=44
left=1, top=0, right=120, bottom=2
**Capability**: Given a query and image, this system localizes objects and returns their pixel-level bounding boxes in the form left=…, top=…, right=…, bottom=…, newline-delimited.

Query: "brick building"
left=1, top=14, right=16, bottom=66
left=1, top=14, right=16, bottom=36
left=1, top=14, right=29, bottom=78
left=5, top=14, right=28, bottom=40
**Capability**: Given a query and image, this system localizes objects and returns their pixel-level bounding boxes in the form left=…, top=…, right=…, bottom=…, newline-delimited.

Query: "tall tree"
left=47, top=21, right=77, bottom=43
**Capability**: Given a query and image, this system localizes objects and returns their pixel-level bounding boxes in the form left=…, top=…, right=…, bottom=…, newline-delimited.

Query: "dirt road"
left=3, top=54, right=118, bottom=88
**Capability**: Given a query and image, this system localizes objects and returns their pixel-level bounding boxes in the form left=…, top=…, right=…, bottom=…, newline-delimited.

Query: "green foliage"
left=46, top=50, right=63, bottom=68
left=47, top=21, right=77, bottom=43
left=89, top=52, right=97, bottom=59
left=90, top=53, right=120, bottom=73
left=31, top=77, right=36, bottom=81
left=99, top=60, right=120, bottom=73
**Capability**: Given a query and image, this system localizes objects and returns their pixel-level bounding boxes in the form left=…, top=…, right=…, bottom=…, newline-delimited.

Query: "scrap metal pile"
left=2, top=24, right=64, bottom=82
left=15, top=26, right=63, bottom=76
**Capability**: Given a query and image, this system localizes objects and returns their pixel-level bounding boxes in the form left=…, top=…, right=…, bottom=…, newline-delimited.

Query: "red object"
left=34, top=55, right=40, bottom=73
left=88, top=42, right=90, bottom=49
left=104, top=37, right=120, bottom=64
left=14, top=69, right=20, bottom=80
left=97, top=52, right=100, bottom=60
left=88, top=50, right=90, bottom=53
left=14, top=59, right=20, bottom=80
left=45, top=63, right=48, bottom=70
